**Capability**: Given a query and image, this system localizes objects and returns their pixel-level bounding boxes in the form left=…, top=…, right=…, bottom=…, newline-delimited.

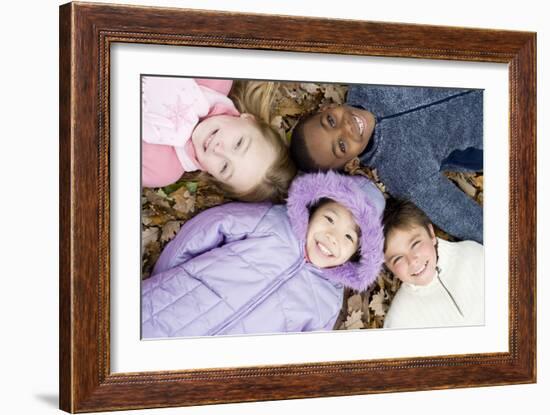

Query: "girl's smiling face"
left=384, top=224, right=438, bottom=286
left=301, top=104, right=376, bottom=169
left=306, top=201, right=360, bottom=269
left=192, top=113, right=276, bottom=193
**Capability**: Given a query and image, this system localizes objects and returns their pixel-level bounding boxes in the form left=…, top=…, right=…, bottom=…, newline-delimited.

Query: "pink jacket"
left=141, top=78, right=239, bottom=187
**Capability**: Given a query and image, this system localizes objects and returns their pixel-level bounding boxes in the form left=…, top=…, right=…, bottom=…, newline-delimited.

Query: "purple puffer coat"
left=141, top=172, right=384, bottom=338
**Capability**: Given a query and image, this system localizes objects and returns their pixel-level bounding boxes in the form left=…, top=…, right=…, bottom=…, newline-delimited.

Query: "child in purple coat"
left=141, top=171, right=384, bottom=338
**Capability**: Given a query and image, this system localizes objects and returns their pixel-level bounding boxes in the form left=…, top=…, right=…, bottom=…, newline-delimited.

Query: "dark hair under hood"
left=286, top=171, right=385, bottom=292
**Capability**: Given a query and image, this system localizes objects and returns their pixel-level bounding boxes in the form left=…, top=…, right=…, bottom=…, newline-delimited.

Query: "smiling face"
left=191, top=113, right=276, bottom=193
left=384, top=224, right=438, bottom=286
left=301, top=104, right=376, bottom=170
left=306, top=201, right=360, bottom=269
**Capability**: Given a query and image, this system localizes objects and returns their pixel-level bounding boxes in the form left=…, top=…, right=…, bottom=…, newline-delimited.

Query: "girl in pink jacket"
left=142, top=77, right=296, bottom=202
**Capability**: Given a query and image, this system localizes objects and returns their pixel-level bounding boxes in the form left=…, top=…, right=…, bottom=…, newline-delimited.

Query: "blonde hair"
left=208, top=80, right=297, bottom=203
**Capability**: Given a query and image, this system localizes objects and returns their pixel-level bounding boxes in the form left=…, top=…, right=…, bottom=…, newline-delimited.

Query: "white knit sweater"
left=383, top=238, right=484, bottom=329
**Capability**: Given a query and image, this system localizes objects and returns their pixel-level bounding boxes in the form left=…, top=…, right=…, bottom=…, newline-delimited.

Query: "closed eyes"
left=393, top=256, right=403, bottom=265
left=235, top=136, right=243, bottom=150
left=220, top=161, right=228, bottom=174
left=324, top=215, right=356, bottom=243
left=218, top=137, right=245, bottom=176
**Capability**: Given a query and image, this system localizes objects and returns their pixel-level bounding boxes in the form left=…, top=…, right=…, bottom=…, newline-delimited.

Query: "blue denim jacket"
left=347, top=84, right=483, bottom=243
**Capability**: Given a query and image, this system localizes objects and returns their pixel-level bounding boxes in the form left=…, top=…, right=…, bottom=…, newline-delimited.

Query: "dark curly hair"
left=289, top=114, right=327, bottom=173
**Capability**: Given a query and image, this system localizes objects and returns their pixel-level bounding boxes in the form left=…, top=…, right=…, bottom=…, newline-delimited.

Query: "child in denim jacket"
left=290, top=84, right=483, bottom=243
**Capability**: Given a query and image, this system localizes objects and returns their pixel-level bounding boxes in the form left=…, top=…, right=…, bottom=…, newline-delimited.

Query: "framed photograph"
left=59, top=2, right=536, bottom=412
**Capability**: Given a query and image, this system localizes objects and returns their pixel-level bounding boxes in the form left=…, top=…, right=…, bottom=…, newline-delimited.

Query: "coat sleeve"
left=424, top=89, right=484, bottom=160
left=152, top=202, right=272, bottom=275
left=321, top=309, right=341, bottom=331
left=406, top=173, right=483, bottom=244
left=347, top=84, right=473, bottom=119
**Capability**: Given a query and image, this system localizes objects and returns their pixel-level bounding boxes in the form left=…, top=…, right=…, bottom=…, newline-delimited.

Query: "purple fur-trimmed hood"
left=286, top=171, right=385, bottom=292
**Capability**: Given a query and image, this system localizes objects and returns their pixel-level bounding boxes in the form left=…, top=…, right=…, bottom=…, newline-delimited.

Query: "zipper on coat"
left=207, top=257, right=306, bottom=336
left=436, top=267, right=464, bottom=318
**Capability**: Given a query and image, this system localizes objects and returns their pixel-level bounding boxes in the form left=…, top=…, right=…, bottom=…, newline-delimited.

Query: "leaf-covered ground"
left=141, top=82, right=483, bottom=330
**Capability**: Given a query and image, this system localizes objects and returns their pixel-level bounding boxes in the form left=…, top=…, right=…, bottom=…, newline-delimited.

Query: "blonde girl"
left=142, top=77, right=296, bottom=202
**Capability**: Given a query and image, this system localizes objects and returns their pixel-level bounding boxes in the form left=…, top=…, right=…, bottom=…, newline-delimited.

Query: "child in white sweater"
left=382, top=198, right=484, bottom=329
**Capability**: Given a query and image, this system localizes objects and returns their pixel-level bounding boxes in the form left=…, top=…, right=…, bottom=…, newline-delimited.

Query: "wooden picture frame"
left=59, top=2, right=536, bottom=412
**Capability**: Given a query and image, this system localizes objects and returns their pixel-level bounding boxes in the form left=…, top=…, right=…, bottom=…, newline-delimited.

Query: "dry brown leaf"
left=377, top=274, right=386, bottom=291
left=369, top=290, right=387, bottom=317
left=390, top=271, right=401, bottom=293
left=142, top=227, right=159, bottom=252
left=472, top=174, right=484, bottom=188
left=141, top=209, right=155, bottom=226
left=143, top=188, right=171, bottom=209
left=279, top=83, right=303, bottom=100
left=161, top=220, right=182, bottom=243
left=196, top=193, right=225, bottom=208
left=476, top=192, right=484, bottom=205
left=347, top=294, right=363, bottom=313
left=322, top=84, right=346, bottom=104
left=367, top=317, right=379, bottom=329
left=362, top=295, right=371, bottom=324
left=453, top=174, right=477, bottom=198
left=343, top=157, right=362, bottom=174
left=445, top=172, right=483, bottom=200
left=147, top=214, right=172, bottom=227
left=373, top=315, right=385, bottom=328
left=344, top=310, right=364, bottom=330
left=171, top=187, right=195, bottom=214
left=277, top=96, right=307, bottom=117
left=299, top=83, right=320, bottom=94
left=142, top=239, right=161, bottom=280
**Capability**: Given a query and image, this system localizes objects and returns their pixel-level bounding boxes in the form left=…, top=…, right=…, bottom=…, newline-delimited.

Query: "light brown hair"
left=382, top=197, right=433, bottom=251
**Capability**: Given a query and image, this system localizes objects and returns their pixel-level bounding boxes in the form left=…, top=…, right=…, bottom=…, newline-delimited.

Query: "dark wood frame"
left=59, top=2, right=536, bottom=412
